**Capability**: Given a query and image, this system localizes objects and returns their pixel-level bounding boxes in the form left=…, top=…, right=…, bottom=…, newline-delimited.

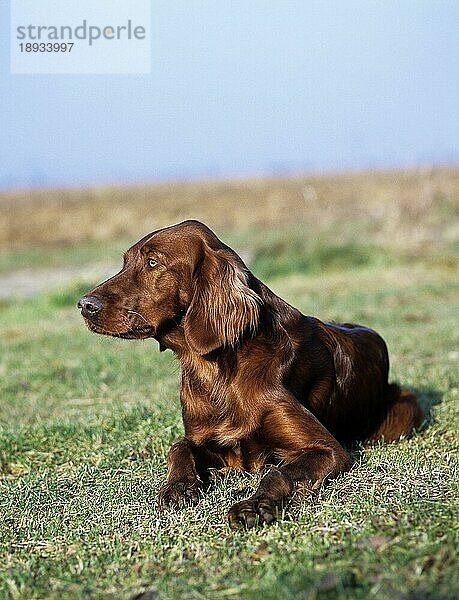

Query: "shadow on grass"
left=411, top=385, right=443, bottom=428
left=344, top=386, right=442, bottom=468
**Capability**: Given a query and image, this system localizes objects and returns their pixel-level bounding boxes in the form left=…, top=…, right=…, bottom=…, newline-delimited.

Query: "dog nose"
left=77, top=295, right=103, bottom=318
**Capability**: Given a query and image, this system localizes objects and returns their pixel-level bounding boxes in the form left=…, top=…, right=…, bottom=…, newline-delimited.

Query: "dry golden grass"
left=1, top=166, right=458, bottom=249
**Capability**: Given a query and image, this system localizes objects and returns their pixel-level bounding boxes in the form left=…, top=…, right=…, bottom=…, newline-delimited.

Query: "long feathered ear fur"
left=184, top=245, right=261, bottom=355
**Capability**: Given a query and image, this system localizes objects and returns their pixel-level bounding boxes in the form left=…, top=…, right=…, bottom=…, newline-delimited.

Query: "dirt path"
left=0, top=263, right=117, bottom=299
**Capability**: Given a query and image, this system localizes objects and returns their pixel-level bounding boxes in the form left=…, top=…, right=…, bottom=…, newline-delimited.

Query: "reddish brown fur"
left=78, top=220, right=423, bottom=527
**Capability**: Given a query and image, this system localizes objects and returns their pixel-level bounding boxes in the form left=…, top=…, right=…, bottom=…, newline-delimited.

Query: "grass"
left=0, top=216, right=458, bottom=599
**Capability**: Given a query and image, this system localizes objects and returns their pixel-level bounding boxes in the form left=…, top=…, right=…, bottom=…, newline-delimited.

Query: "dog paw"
left=157, top=478, right=202, bottom=508
left=227, top=496, right=278, bottom=528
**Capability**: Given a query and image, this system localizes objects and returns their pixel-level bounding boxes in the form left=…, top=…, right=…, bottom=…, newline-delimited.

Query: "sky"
left=1, top=0, right=459, bottom=189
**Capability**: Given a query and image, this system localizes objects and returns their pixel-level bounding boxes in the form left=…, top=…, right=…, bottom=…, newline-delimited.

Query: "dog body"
left=79, top=220, right=423, bottom=526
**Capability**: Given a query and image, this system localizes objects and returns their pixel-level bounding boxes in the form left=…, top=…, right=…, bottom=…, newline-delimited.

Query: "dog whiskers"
left=127, top=309, right=150, bottom=325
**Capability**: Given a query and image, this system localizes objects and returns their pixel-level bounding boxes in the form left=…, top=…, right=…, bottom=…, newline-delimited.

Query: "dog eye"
left=146, top=258, right=158, bottom=269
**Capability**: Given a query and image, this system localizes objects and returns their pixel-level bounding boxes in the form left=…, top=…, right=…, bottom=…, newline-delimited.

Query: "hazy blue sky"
left=1, top=1, right=458, bottom=189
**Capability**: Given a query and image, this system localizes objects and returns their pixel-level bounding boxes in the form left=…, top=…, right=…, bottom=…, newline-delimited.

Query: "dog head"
left=78, top=220, right=261, bottom=354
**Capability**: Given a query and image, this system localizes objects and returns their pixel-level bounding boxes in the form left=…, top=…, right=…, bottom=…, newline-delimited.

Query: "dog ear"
left=184, top=245, right=261, bottom=355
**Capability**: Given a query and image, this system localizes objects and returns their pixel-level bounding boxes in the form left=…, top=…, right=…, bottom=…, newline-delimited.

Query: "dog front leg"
left=228, top=404, right=350, bottom=528
left=158, top=438, right=223, bottom=507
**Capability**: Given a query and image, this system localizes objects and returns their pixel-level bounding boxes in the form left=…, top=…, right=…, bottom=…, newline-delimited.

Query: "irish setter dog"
left=78, top=220, right=423, bottom=527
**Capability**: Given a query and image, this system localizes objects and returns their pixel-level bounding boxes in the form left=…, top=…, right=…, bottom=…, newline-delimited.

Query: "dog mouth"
left=84, top=320, right=155, bottom=339
left=112, top=326, right=156, bottom=339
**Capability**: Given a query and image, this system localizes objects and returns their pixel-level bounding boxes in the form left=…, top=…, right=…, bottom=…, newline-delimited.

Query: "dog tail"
left=367, top=384, right=424, bottom=443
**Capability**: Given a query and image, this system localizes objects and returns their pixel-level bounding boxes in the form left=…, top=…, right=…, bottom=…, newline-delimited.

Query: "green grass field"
left=0, top=178, right=458, bottom=599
